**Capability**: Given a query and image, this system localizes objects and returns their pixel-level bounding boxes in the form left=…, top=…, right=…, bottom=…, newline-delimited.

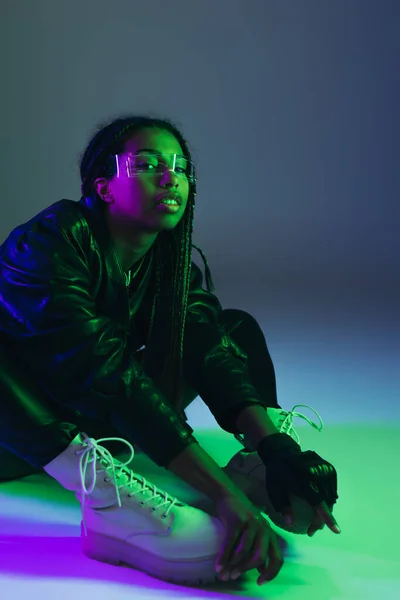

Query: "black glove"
left=257, top=433, right=338, bottom=513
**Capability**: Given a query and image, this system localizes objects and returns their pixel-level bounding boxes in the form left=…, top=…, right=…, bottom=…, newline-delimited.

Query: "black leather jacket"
left=0, top=197, right=262, bottom=466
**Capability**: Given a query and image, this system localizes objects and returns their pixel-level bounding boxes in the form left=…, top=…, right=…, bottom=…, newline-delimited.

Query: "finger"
left=257, top=528, right=284, bottom=585
left=223, top=525, right=256, bottom=578
left=216, top=525, right=245, bottom=575
left=229, top=527, right=266, bottom=580
left=281, top=505, right=294, bottom=526
left=316, top=502, right=341, bottom=534
left=307, top=510, right=325, bottom=537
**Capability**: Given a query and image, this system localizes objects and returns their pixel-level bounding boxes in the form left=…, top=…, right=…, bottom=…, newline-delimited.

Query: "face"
left=95, top=128, right=191, bottom=233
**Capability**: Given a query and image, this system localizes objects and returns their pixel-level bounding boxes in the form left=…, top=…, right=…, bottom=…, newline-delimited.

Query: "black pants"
left=0, top=309, right=278, bottom=482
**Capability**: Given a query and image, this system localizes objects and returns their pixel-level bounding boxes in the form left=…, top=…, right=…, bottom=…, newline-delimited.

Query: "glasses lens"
left=116, top=153, right=195, bottom=182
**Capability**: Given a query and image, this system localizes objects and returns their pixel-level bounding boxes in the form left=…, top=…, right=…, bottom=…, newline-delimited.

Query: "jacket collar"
left=78, top=195, right=215, bottom=293
left=78, top=195, right=155, bottom=288
left=79, top=195, right=112, bottom=250
left=78, top=195, right=129, bottom=286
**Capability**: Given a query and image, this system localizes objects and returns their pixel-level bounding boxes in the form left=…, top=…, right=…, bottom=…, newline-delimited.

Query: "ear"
left=94, top=178, right=113, bottom=203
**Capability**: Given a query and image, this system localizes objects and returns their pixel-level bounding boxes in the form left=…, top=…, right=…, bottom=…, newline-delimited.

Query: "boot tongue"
left=100, top=458, right=178, bottom=507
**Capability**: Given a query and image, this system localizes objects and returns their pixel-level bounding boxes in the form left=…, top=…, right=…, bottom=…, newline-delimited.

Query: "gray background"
left=1, top=0, right=399, bottom=427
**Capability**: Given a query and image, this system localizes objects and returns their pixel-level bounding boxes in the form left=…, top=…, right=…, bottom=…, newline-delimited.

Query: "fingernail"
left=333, top=525, right=341, bottom=533
left=231, top=571, right=241, bottom=580
left=284, top=515, right=292, bottom=525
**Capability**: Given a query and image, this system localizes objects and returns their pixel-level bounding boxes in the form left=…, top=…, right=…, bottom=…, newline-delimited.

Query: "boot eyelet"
left=162, top=513, right=168, bottom=519
left=151, top=507, right=157, bottom=512
left=139, top=501, right=145, bottom=507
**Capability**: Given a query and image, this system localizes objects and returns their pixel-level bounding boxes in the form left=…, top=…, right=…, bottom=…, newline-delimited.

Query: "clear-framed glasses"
left=115, top=152, right=196, bottom=183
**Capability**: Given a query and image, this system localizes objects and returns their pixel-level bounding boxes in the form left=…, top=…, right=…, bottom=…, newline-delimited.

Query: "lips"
left=156, top=193, right=182, bottom=206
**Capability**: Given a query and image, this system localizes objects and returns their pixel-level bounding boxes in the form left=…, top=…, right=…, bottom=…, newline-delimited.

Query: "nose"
left=159, top=167, right=180, bottom=188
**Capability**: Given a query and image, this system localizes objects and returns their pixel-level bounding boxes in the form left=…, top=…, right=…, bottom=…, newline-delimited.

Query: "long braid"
left=79, top=115, right=197, bottom=414
left=145, top=242, right=162, bottom=344
left=154, top=198, right=195, bottom=412
left=81, top=122, right=140, bottom=197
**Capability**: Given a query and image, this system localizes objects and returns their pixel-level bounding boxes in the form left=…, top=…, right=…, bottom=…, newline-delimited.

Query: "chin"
left=156, top=216, right=184, bottom=232
left=161, top=221, right=181, bottom=231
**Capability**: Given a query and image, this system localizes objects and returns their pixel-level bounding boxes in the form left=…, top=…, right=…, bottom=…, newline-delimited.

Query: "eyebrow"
left=133, top=148, right=186, bottom=159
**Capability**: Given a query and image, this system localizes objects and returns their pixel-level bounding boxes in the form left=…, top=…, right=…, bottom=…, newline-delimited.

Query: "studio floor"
left=1, top=422, right=399, bottom=600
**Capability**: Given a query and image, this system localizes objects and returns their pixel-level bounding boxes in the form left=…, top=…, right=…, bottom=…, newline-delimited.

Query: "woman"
left=0, top=115, right=339, bottom=586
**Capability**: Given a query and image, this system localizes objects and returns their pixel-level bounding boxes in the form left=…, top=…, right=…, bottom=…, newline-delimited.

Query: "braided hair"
left=79, top=115, right=197, bottom=413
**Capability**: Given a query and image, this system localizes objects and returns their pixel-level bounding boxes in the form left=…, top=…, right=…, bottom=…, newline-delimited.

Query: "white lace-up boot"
left=224, top=405, right=323, bottom=522
left=44, top=433, right=225, bottom=585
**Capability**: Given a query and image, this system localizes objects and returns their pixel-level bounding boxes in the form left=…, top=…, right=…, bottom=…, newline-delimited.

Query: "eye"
left=136, top=161, right=156, bottom=171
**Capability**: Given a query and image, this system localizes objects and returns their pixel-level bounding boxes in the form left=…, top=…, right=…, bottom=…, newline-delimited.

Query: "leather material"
left=0, top=343, right=79, bottom=468
left=0, top=197, right=197, bottom=467
left=0, top=196, right=264, bottom=467
left=182, top=327, right=265, bottom=433
left=257, top=433, right=339, bottom=510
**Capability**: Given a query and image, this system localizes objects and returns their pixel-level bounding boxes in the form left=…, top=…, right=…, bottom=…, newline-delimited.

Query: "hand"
left=283, top=500, right=340, bottom=536
left=308, top=501, right=340, bottom=536
left=258, top=434, right=339, bottom=531
left=214, top=493, right=284, bottom=585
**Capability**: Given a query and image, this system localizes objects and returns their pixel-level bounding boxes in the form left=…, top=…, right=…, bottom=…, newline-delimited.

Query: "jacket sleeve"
left=0, top=216, right=197, bottom=466
left=184, top=263, right=265, bottom=433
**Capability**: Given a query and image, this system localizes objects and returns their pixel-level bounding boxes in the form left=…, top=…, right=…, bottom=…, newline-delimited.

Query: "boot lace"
left=274, top=404, right=323, bottom=443
left=75, top=436, right=178, bottom=535
left=234, top=403, right=323, bottom=449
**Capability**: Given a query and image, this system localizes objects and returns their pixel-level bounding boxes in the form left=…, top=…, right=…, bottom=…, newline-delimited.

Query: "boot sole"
left=80, top=523, right=220, bottom=586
